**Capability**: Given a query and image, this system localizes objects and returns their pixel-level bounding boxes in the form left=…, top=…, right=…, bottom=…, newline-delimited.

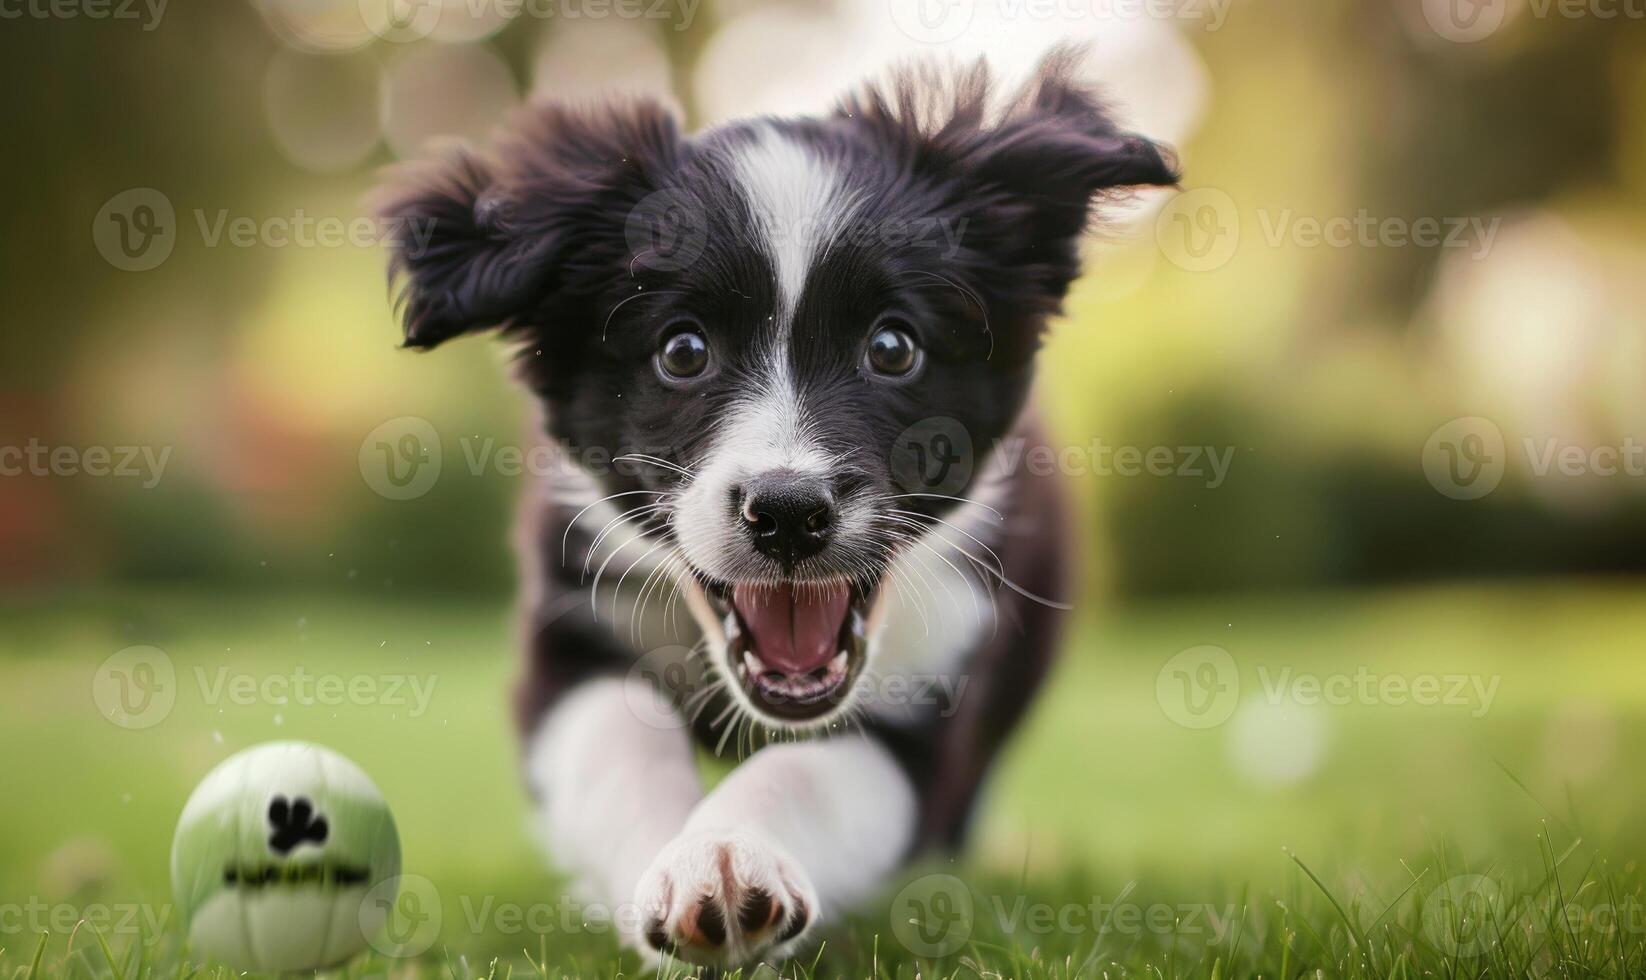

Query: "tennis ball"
left=170, top=741, right=402, bottom=972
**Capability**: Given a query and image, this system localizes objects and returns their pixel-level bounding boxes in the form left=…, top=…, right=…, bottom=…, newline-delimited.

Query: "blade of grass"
left=88, top=924, right=122, bottom=980
left=25, top=934, right=49, bottom=980
left=1287, top=850, right=1367, bottom=960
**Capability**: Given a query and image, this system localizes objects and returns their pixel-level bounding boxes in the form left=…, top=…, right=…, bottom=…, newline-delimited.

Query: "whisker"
left=884, top=492, right=1004, bottom=522
left=559, top=489, right=667, bottom=565
left=614, top=453, right=696, bottom=479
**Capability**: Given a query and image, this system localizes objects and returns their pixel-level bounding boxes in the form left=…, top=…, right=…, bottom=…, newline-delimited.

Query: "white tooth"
left=830, top=650, right=848, bottom=673
left=743, top=650, right=762, bottom=675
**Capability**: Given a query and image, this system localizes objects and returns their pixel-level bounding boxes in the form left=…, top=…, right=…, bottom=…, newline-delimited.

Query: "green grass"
left=3, top=581, right=1645, bottom=977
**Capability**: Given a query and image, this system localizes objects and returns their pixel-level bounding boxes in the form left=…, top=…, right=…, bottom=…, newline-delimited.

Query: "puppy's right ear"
left=375, top=147, right=544, bottom=350
left=374, top=98, right=683, bottom=350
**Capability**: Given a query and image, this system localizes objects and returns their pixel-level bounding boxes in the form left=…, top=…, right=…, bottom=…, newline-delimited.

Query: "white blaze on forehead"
left=675, top=128, right=858, bottom=583
left=730, top=125, right=858, bottom=321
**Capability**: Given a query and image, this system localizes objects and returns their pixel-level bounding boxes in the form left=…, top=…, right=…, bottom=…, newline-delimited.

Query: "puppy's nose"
left=739, top=471, right=834, bottom=567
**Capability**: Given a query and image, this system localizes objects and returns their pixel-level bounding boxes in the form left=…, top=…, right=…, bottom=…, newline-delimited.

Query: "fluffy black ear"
left=374, top=98, right=683, bottom=350
left=838, top=47, right=1180, bottom=240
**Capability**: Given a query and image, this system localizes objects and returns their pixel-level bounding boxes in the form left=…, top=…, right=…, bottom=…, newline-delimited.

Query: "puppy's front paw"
left=633, top=828, right=817, bottom=967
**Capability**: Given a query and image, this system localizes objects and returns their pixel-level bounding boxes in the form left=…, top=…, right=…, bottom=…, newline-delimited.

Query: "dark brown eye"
left=866, top=323, right=919, bottom=377
left=657, top=328, right=709, bottom=380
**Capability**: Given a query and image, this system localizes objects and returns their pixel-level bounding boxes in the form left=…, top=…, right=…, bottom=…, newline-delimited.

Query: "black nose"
left=740, top=471, right=835, bottom=567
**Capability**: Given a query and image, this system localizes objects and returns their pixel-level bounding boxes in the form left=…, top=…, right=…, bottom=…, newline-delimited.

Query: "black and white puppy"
left=375, top=48, right=1177, bottom=968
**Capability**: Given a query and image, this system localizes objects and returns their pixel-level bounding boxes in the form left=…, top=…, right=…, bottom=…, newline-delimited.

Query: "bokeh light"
left=381, top=42, right=520, bottom=158
left=1227, top=698, right=1329, bottom=786
left=531, top=17, right=675, bottom=103
left=263, top=48, right=383, bottom=172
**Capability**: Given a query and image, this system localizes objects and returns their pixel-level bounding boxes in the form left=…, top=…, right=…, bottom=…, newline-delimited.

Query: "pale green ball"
left=171, top=742, right=402, bottom=972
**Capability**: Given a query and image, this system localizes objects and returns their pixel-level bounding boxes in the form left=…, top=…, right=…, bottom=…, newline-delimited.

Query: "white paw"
left=633, top=828, right=817, bottom=967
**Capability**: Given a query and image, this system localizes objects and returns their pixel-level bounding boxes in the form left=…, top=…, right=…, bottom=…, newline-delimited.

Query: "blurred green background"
left=3, top=0, right=1646, bottom=966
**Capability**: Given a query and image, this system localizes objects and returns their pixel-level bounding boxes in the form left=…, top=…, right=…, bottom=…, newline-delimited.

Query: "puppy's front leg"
left=524, top=676, right=703, bottom=937
left=635, top=735, right=917, bottom=966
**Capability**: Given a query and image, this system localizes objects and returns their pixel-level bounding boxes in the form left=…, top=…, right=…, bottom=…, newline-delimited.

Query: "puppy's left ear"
left=961, top=49, right=1180, bottom=241
left=374, top=98, right=684, bottom=350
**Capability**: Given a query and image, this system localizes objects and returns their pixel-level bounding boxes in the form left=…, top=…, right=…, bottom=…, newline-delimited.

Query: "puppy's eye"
left=866, top=323, right=919, bottom=377
left=657, top=326, right=709, bottom=380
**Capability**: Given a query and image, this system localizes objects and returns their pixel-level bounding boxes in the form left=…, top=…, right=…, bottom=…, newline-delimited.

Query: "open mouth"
left=702, top=578, right=872, bottom=723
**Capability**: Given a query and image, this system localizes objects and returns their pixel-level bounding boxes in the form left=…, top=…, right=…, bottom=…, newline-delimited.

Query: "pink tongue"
left=733, top=582, right=850, bottom=675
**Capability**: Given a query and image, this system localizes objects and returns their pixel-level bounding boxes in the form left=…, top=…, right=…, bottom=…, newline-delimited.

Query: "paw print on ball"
left=267, top=795, right=329, bottom=855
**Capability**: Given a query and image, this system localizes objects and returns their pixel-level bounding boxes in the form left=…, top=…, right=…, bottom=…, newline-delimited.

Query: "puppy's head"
left=376, top=49, right=1178, bottom=730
